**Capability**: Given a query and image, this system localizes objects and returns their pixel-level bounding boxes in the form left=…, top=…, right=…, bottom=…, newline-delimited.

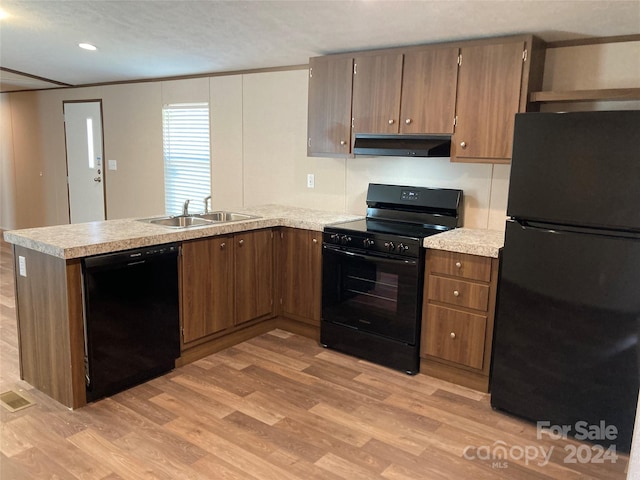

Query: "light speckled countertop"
left=3, top=205, right=362, bottom=260
left=423, top=228, right=504, bottom=258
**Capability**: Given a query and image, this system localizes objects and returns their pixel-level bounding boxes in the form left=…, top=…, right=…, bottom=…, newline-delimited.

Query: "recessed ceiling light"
left=79, top=43, right=97, bottom=51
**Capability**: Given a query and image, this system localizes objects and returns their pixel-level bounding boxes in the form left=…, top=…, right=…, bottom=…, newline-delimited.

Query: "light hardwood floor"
left=0, top=236, right=629, bottom=479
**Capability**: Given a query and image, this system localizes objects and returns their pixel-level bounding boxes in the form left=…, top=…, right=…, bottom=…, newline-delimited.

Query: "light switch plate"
left=307, top=173, right=315, bottom=188
left=108, top=160, right=117, bottom=170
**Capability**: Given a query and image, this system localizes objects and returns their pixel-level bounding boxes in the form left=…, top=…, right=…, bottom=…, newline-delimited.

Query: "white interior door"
left=64, top=101, right=106, bottom=223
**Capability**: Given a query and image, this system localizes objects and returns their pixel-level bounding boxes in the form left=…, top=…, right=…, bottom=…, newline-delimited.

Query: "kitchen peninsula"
left=4, top=207, right=504, bottom=408
left=4, top=205, right=362, bottom=409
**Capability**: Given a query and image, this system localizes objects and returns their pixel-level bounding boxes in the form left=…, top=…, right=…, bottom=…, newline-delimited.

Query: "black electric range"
left=321, top=183, right=463, bottom=374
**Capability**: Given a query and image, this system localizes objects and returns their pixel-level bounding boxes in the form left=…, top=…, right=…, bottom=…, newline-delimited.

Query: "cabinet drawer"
left=423, top=305, right=487, bottom=369
left=428, top=250, right=491, bottom=282
left=428, top=275, right=489, bottom=311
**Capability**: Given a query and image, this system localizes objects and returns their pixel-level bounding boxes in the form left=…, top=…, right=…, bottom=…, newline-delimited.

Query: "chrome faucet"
left=204, top=195, right=212, bottom=214
left=182, top=199, right=190, bottom=216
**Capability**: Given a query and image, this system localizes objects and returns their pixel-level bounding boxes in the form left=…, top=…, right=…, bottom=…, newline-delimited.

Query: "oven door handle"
left=323, top=245, right=418, bottom=266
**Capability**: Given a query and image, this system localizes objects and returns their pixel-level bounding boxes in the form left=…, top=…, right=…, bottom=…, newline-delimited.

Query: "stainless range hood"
left=353, top=133, right=451, bottom=157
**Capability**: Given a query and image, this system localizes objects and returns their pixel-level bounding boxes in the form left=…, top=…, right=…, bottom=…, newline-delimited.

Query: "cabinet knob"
left=340, top=140, right=346, bottom=146
left=455, top=261, right=462, bottom=268
left=220, top=242, right=226, bottom=249
left=238, top=239, right=244, bottom=246
left=405, top=118, right=412, bottom=125
left=450, top=332, right=456, bottom=339
left=453, top=290, right=460, bottom=297
left=460, top=141, right=467, bottom=149
left=312, top=238, right=318, bottom=244
left=388, top=119, right=395, bottom=125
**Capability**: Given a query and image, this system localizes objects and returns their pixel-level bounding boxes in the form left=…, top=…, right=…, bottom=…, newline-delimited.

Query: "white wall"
left=344, top=156, right=510, bottom=229
left=242, top=70, right=346, bottom=212
left=210, top=75, right=243, bottom=211
left=2, top=41, right=639, bottom=231
left=0, top=94, right=17, bottom=229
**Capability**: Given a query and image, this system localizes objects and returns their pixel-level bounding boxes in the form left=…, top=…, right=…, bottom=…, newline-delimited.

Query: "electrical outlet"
left=307, top=173, right=315, bottom=188
left=18, top=256, right=26, bottom=277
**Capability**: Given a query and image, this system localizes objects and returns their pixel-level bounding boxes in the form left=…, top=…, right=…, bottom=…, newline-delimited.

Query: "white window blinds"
left=162, top=103, right=211, bottom=216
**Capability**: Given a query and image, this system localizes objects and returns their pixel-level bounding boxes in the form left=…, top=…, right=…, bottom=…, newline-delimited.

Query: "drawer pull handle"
left=450, top=332, right=456, bottom=339
left=453, top=290, right=460, bottom=297
left=455, top=261, right=462, bottom=268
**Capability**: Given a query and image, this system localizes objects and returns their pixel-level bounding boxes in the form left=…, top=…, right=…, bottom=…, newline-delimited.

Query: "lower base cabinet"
left=279, top=228, right=322, bottom=323
left=420, top=249, right=499, bottom=392
left=278, top=228, right=322, bottom=339
left=181, top=229, right=274, bottom=348
left=235, top=229, right=275, bottom=325
left=181, top=234, right=234, bottom=343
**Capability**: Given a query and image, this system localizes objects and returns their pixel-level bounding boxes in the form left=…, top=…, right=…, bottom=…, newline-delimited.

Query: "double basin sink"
left=140, top=211, right=260, bottom=229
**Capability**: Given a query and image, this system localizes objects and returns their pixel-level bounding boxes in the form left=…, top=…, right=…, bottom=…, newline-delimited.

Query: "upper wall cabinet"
left=307, top=56, right=354, bottom=156
left=400, top=47, right=459, bottom=135
left=450, top=41, right=527, bottom=163
left=307, top=35, right=545, bottom=163
left=351, top=48, right=459, bottom=136
left=352, top=53, right=403, bottom=134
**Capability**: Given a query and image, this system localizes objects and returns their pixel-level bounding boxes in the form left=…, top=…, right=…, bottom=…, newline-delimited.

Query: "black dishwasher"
left=82, top=243, right=180, bottom=402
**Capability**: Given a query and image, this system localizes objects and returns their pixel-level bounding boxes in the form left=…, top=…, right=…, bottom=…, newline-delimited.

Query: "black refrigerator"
left=490, top=110, right=640, bottom=453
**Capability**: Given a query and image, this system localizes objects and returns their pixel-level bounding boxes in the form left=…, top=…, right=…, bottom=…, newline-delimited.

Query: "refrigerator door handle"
left=509, top=219, right=640, bottom=240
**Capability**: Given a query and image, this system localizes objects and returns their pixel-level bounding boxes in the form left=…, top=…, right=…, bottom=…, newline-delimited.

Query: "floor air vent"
left=0, top=390, right=35, bottom=412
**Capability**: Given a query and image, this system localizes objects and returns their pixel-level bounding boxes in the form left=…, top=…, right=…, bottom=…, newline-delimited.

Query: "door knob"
left=94, top=177, right=102, bottom=182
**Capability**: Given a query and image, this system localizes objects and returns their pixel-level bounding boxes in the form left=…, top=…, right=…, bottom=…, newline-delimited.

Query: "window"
left=162, top=103, right=211, bottom=216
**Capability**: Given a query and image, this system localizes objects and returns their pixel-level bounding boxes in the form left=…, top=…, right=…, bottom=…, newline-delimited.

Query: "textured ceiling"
left=1, top=0, right=639, bottom=91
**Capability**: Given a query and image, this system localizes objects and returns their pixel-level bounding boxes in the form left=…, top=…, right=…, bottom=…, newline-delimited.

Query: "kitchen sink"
left=138, top=211, right=260, bottom=229
left=195, top=211, right=259, bottom=222
left=146, top=216, right=213, bottom=228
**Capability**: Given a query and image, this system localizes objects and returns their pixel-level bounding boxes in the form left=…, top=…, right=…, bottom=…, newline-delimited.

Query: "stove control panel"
left=323, top=230, right=420, bottom=258
left=329, top=233, right=353, bottom=246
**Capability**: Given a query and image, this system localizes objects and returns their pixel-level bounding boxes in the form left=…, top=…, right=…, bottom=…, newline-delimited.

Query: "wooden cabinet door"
left=400, top=47, right=459, bottom=134
left=422, top=304, right=487, bottom=369
left=307, top=56, right=353, bottom=156
left=234, top=229, right=274, bottom=325
left=181, top=236, right=234, bottom=344
left=452, top=41, right=526, bottom=162
left=352, top=53, right=403, bottom=134
left=280, top=228, right=322, bottom=324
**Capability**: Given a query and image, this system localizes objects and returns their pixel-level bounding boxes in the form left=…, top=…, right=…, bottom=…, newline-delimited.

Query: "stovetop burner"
left=329, top=218, right=449, bottom=238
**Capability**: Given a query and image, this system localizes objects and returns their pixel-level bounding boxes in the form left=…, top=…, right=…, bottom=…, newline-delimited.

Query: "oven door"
left=322, top=244, right=423, bottom=344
